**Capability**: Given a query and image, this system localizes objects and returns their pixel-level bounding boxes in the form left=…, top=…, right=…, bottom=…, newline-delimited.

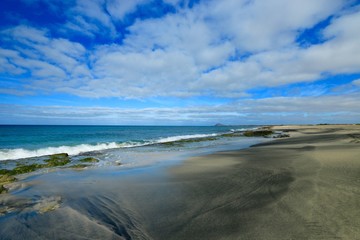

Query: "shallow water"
left=0, top=125, right=256, bottom=161
left=0, top=136, right=288, bottom=240
left=0, top=126, right=270, bottom=239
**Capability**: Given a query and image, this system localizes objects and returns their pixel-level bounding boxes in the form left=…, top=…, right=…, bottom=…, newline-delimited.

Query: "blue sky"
left=0, top=0, right=360, bottom=125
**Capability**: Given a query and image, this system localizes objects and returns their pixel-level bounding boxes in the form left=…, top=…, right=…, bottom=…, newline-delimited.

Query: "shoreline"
left=162, top=124, right=360, bottom=239
left=1, top=124, right=359, bottom=239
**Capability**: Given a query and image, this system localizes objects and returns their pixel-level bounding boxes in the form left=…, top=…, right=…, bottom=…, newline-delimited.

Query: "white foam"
left=0, top=133, right=224, bottom=161
left=155, top=133, right=219, bottom=144
left=230, top=127, right=259, bottom=133
left=0, top=142, right=125, bottom=161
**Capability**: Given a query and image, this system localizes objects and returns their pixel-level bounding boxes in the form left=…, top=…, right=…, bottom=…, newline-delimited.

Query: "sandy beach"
left=1, top=124, right=360, bottom=239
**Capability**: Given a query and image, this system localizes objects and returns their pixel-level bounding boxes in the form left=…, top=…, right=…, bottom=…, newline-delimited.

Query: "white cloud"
left=1, top=0, right=360, bottom=101
left=86, top=0, right=358, bottom=98
left=352, top=79, right=360, bottom=86
left=90, top=48, right=199, bottom=98
left=300, top=10, right=360, bottom=74
left=199, top=7, right=360, bottom=92
left=63, top=16, right=99, bottom=38
left=65, top=0, right=117, bottom=38
left=2, top=26, right=87, bottom=71
left=0, top=88, right=34, bottom=96
left=0, top=43, right=68, bottom=80
left=3, top=25, right=49, bottom=44
left=63, top=0, right=148, bottom=38
left=106, top=0, right=149, bottom=20
left=1, top=93, right=359, bottom=124
left=207, top=0, right=345, bottom=52
left=0, top=49, right=27, bottom=75
left=123, top=9, right=234, bottom=70
left=0, top=25, right=90, bottom=93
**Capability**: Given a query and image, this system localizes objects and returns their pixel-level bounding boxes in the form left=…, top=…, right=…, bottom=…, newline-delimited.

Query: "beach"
left=1, top=124, right=360, bottom=239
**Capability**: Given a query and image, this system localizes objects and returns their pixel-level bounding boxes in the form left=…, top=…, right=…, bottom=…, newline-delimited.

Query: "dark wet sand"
left=1, top=125, right=360, bottom=239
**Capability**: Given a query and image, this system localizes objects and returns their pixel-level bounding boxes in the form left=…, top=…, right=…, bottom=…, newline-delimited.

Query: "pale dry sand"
left=0, top=125, right=359, bottom=239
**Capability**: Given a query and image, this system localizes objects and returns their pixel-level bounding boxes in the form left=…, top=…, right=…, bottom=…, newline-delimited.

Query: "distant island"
left=214, top=123, right=226, bottom=126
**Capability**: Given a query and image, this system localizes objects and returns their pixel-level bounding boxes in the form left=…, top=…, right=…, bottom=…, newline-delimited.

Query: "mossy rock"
left=50, top=153, right=69, bottom=158
left=0, top=175, right=16, bottom=194
left=71, top=164, right=90, bottom=169
left=221, top=133, right=235, bottom=137
left=243, top=130, right=273, bottom=137
left=0, top=169, right=11, bottom=175
left=1, top=162, right=61, bottom=176
left=45, top=153, right=69, bottom=161
left=221, top=133, right=243, bottom=137
left=161, top=137, right=218, bottom=146
left=0, top=174, right=17, bottom=185
left=9, top=164, right=45, bottom=175
left=179, top=137, right=218, bottom=143
left=160, top=141, right=182, bottom=146
left=79, top=157, right=99, bottom=163
left=44, top=153, right=70, bottom=167
left=0, top=153, right=71, bottom=177
left=0, top=185, right=7, bottom=194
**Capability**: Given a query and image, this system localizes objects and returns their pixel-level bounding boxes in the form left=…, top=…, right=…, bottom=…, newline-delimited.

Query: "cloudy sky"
left=1, top=0, right=360, bottom=125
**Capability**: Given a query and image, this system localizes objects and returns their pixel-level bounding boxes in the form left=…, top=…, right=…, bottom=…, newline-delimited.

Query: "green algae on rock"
left=159, top=137, right=218, bottom=146
left=0, top=174, right=17, bottom=184
left=79, top=157, right=99, bottom=163
left=0, top=153, right=71, bottom=178
left=44, top=153, right=70, bottom=167
left=1, top=163, right=46, bottom=176
left=0, top=185, right=7, bottom=194
left=220, top=133, right=243, bottom=137
left=0, top=175, right=17, bottom=194
left=11, top=164, right=45, bottom=175
left=70, top=164, right=90, bottom=169
left=243, top=130, right=274, bottom=137
left=0, top=169, right=11, bottom=175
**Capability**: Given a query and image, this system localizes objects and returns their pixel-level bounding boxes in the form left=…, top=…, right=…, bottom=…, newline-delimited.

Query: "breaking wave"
left=0, top=133, right=224, bottom=161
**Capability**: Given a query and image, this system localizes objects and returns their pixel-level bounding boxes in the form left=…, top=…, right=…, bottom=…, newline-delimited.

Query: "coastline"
left=1, top=124, right=360, bottom=239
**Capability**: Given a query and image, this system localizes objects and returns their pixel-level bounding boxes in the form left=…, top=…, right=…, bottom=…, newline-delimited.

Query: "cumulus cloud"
left=300, top=9, right=360, bottom=74
left=106, top=0, right=149, bottom=20
left=65, top=0, right=117, bottom=38
left=0, top=25, right=90, bottom=93
left=90, top=48, right=199, bottom=98
left=86, top=1, right=360, bottom=98
left=351, top=79, right=360, bottom=87
left=198, top=6, right=360, bottom=93
left=1, top=0, right=360, bottom=102
left=63, top=0, right=150, bottom=38
left=207, top=0, right=345, bottom=52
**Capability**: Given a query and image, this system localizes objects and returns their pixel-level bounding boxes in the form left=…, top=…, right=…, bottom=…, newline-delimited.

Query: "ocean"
left=0, top=125, right=263, bottom=168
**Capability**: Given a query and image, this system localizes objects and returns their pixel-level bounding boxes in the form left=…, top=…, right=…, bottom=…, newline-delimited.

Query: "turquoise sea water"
left=0, top=125, right=261, bottom=166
